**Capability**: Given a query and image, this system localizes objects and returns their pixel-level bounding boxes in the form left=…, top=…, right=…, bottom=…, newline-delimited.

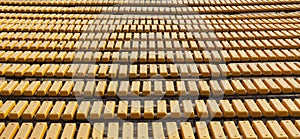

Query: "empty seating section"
left=0, top=78, right=299, bottom=96
left=1, top=0, right=300, bottom=6
left=0, top=4, right=299, bottom=14
left=0, top=98, right=300, bottom=120
left=1, top=39, right=300, bottom=51
left=0, top=50, right=300, bottom=63
left=0, top=120, right=300, bottom=138
left=0, top=62, right=299, bottom=78
left=1, top=0, right=300, bottom=138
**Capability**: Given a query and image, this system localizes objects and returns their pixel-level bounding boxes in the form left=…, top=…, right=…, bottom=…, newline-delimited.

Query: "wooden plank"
left=152, top=122, right=165, bottom=139
left=282, top=99, right=300, bottom=117
left=30, top=122, right=48, bottom=139
left=207, top=100, right=222, bottom=118
left=138, top=123, right=148, bottom=139
left=130, top=101, right=141, bottom=119
left=45, top=123, right=62, bottom=139
left=244, top=99, right=262, bottom=117
left=49, top=101, right=65, bottom=120
left=98, top=64, right=108, bottom=78
left=45, top=64, right=59, bottom=77
left=108, top=122, right=119, bottom=138
left=107, top=81, right=118, bottom=96
left=170, top=100, right=181, bottom=118
left=252, top=79, right=269, bottom=94
left=59, top=101, right=76, bottom=120
left=95, top=81, right=107, bottom=96
left=9, top=100, right=28, bottom=119
left=22, top=101, right=40, bottom=120
left=36, top=64, right=50, bottom=77
left=224, top=121, right=241, bottom=139
left=0, top=100, right=16, bottom=119
left=269, top=99, right=288, bottom=117
left=103, top=101, right=115, bottom=119
left=24, top=64, right=40, bottom=77
left=187, top=81, right=198, bottom=96
left=77, top=64, right=89, bottom=77
left=220, top=80, right=234, bottom=95
left=144, top=100, right=154, bottom=119
left=180, top=122, right=195, bottom=139
left=210, top=122, right=226, bottom=139
left=274, top=78, right=292, bottom=93
left=76, top=123, right=90, bottom=139
left=166, top=122, right=180, bottom=139
left=36, top=101, right=52, bottom=120
left=195, top=100, right=208, bottom=118
left=117, top=101, right=128, bottom=119
left=129, top=65, right=137, bottom=78
left=176, top=81, right=186, bottom=96
left=154, top=81, right=163, bottom=96
left=119, top=65, right=128, bottom=78
left=198, top=81, right=210, bottom=96
left=242, top=80, right=258, bottom=94
left=76, top=101, right=90, bottom=120
left=252, top=120, right=273, bottom=139
left=72, top=81, right=84, bottom=96
left=195, top=122, right=210, bottom=139
left=24, top=81, right=41, bottom=96
left=166, top=81, right=175, bottom=96
left=238, top=121, right=257, bottom=139
left=159, top=64, right=168, bottom=77
left=83, top=81, right=96, bottom=96
left=92, top=123, right=104, bottom=139
left=209, top=80, right=223, bottom=96
left=142, top=81, right=151, bottom=96
left=1, top=81, right=18, bottom=95
left=122, top=122, right=134, bottom=139
left=14, top=123, right=33, bottom=139
left=0, top=122, right=19, bottom=139
left=281, top=120, right=300, bottom=139
left=90, top=101, right=103, bottom=119
left=157, top=100, right=167, bottom=118
left=48, top=81, right=62, bottom=96
left=60, top=81, right=74, bottom=96
left=232, top=99, right=248, bottom=118
left=285, top=78, right=300, bottom=93
left=266, top=120, right=288, bottom=139
left=61, top=123, right=76, bottom=139
left=130, top=81, right=140, bottom=96
left=182, top=100, right=194, bottom=118
left=220, top=100, right=235, bottom=117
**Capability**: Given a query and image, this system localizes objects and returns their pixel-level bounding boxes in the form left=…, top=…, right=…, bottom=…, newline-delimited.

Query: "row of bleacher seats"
left=1, top=23, right=300, bottom=33
left=0, top=32, right=299, bottom=46
left=0, top=62, right=298, bottom=78
left=1, top=1, right=300, bottom=139
left=1, top=18, right=300, bottom=25
left=1, top=0, right=300, bottom=6
left=0, top=77, right=299, bottom=96
left=0, top=99, right=300, bottom=120
left=0, top=49, right=299, bottom=63
left=1, top=39, right=299, bottom=51
left=0, top=120, right=300, bottom=139
left=0, top=12, right=299, bottom=20
left=0, top=5, right=299, bottom=14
